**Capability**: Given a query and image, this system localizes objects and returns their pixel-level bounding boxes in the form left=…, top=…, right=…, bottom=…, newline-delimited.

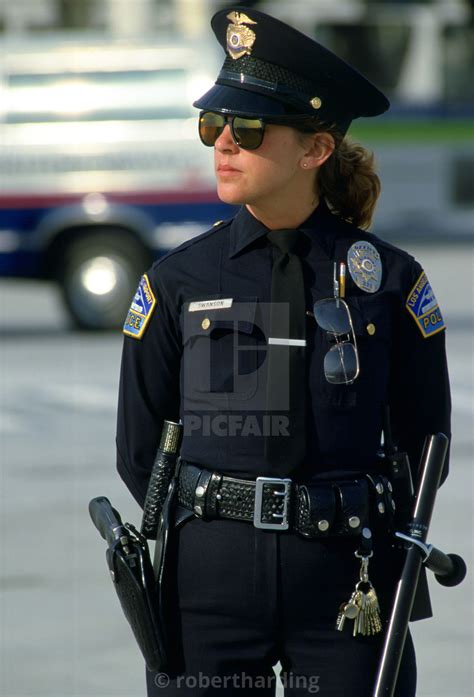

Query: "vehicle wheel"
left=60, top=230, right=151, bottom=330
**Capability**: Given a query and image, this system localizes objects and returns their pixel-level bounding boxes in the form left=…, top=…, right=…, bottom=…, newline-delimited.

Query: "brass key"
left=335, top=551, right=383, bottom=636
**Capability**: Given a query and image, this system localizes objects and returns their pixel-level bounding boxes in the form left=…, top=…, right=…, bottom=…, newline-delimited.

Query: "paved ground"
left=0, top=241, right=472, bottom=696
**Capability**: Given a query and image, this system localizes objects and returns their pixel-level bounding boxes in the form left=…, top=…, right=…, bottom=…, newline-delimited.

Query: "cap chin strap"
left=215, top=72, right=352, bottom=134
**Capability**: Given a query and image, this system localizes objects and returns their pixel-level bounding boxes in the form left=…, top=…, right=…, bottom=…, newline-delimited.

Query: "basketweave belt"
left=177, top=463, right=396, bottom=538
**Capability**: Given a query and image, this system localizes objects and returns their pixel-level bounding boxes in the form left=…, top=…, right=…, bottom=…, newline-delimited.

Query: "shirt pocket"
left=181, top=296, right=262, bottom=402
left=350, top=294, right=392, bottom=396
left=316, top=294, right=392, bottom=410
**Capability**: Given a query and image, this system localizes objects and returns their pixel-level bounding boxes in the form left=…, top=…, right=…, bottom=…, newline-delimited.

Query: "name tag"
left=188, top=298, right=233, bottom=312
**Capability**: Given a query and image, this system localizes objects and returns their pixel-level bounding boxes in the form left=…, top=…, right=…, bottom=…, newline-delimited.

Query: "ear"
left=301, top=132, right=335, bottom=170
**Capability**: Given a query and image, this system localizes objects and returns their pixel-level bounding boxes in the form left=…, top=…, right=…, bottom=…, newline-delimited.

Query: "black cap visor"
left=193, top=82, right=353, bottom=134
left=193, top=82, right=305, bottom=118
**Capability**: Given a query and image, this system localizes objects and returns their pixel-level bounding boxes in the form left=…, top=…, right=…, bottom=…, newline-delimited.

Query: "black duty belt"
left=177, top=463, right=396, bottom=538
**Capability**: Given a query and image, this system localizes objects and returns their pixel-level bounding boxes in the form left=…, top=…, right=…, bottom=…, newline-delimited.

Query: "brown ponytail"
left=293, top=119, right=381, bottom=230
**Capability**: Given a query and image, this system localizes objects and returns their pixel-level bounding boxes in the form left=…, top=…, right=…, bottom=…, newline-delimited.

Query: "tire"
left=59, top=230, right=151, bottom=330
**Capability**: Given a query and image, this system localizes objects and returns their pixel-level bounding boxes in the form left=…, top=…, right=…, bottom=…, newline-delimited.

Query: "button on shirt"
left=116, top=200, right=451, bottom=508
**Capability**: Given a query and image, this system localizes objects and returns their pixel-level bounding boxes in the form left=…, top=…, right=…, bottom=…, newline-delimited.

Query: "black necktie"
left=265, top=229, right=306, bottom=477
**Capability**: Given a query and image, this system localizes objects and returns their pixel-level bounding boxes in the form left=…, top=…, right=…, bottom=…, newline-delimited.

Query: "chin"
left=216, top=183, right=246, bottom=206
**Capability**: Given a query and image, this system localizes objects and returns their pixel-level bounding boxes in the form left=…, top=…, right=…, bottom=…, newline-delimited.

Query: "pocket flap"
left=347, top=296, right=390, bottom=339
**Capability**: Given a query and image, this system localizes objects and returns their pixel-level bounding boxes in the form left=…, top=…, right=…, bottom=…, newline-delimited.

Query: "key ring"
left=354, top=550, right=373, bottom=560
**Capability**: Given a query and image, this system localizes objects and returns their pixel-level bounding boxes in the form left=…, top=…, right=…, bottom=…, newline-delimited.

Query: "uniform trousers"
left=147, top=511, right=416, bottom=696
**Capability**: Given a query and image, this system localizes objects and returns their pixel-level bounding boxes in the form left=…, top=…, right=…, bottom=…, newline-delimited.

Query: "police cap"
left=194, top=7, right=389, bottom=134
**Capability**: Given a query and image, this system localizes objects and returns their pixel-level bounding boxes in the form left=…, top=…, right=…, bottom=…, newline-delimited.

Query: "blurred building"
left=0, top=0, right=209, bottom=35
left=1, top=1, right=472, bottom=106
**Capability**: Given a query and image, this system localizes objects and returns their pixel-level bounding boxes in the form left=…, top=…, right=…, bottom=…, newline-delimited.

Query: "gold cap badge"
left=226, top=11, right=257, bottom=60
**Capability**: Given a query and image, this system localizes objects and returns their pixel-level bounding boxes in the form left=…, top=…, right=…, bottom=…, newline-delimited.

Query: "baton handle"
left=89, top=496, right=126, bottom=547
left=141, top=420, right=183, bottom=539
left=396, top=532, right=467, bottom=587
left=429, top=551, right=467, bottom=587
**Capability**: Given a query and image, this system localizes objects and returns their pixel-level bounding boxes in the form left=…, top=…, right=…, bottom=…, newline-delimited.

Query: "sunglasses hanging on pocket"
left=307, top=262, right=360, bottom=385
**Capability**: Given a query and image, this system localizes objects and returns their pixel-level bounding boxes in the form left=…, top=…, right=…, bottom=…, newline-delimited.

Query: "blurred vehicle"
left=0, top=35, right=232, bottom=329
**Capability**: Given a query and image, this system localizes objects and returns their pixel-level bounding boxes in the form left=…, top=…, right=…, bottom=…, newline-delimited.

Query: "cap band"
left=216, top=55, right=325, bottom=115
left=218, top=69, right=278, bottom=93
left=221, top=54, right=316, bottom=96
left=217, top=69, right=314, bottom=112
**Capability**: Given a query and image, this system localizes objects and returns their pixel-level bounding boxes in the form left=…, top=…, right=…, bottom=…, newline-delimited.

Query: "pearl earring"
left=303, top=162, right=308, bottom=168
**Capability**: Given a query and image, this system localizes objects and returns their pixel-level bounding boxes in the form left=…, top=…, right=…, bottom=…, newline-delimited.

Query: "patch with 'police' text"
left=123, top=274, right=156, bottom=339
left=406, top=271, right=445, bottom=338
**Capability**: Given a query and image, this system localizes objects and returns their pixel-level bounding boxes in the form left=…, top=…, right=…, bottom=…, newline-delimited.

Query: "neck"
left=246, top=195, right=320, bottom=230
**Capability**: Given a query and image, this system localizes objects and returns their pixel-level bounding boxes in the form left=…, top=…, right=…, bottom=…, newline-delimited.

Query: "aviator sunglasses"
left=311, top=297, right=360, bottom=385
left=199, top=110, right=272, bottom=150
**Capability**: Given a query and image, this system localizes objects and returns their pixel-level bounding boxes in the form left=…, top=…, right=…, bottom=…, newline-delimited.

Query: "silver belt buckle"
left=253, top=476, right=291, bottom=530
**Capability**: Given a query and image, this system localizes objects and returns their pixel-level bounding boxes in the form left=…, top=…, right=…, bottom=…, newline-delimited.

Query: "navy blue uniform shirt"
left=116, top=200, right=451, bottom=508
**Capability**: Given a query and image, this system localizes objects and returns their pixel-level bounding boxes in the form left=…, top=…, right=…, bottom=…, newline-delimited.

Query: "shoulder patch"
left=405, top=271, right=445, bottom=338
left=123, top=274, right=156, bottom=339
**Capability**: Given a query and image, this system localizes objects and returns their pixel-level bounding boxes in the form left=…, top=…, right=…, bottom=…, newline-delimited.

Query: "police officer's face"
left=213, top=122, right=316, bottom=208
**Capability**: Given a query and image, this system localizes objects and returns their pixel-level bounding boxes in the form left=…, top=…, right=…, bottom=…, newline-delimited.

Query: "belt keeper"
left=366, top=473, right=394, bottom=520
left=206, top=472, right=223, bottom=518
left=357, top=525, right=374, bottom=556
left=193, top=469, right=213, bottom=519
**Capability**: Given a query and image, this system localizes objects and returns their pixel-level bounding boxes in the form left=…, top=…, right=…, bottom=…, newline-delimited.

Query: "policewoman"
left=117, top=7, right=451, bottom=696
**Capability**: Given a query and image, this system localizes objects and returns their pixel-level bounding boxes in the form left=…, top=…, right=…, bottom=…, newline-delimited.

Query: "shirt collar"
left=228, top=199, right=337, bottom=259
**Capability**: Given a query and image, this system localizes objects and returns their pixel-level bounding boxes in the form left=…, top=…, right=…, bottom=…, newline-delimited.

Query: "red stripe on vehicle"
left=0, top=189, right=220, bottom=209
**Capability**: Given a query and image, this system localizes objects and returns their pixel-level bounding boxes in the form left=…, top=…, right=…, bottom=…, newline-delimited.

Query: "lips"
left=217, top=164, right=241, bottom=173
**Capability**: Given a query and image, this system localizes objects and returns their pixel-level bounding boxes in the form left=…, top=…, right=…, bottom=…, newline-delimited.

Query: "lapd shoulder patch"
left=123, top=274, right=156, bottom=339
left=405, top=271, right=445, bottom=338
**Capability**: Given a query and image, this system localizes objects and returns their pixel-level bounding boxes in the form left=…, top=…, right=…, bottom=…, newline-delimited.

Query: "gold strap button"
left=367, top=323, right=376, bottom=336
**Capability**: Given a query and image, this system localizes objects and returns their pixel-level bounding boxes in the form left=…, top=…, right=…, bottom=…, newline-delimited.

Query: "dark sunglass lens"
left=324, top=343, right=358, bottom=384
left=233, top=117, right=264, bottom=149
left=313, top=298, right=351, bottom=334
left=199, top=112, right=225, bottom=146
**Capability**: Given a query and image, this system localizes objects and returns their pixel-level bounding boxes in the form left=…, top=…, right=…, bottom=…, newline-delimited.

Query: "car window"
left=6, top=68, right=191, bottom=123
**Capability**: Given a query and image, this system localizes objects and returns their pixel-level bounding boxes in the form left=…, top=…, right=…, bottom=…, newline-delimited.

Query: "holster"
left=89, top=496, right=167, bottom=672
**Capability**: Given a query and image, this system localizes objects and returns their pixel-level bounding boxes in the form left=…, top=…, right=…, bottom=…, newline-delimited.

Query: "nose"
left=215, top=124, right=238, bottom=153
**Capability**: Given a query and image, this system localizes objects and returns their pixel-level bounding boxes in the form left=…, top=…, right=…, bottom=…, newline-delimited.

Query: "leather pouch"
left=334, top=479, right=370, bottom=535
left=296, top=483, right=337, bottom=537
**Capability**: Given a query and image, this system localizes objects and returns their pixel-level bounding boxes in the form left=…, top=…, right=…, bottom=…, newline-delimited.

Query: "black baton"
left=374, top=433, right=466, bottom=696
left=141, top=420, right=183, bottom=539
